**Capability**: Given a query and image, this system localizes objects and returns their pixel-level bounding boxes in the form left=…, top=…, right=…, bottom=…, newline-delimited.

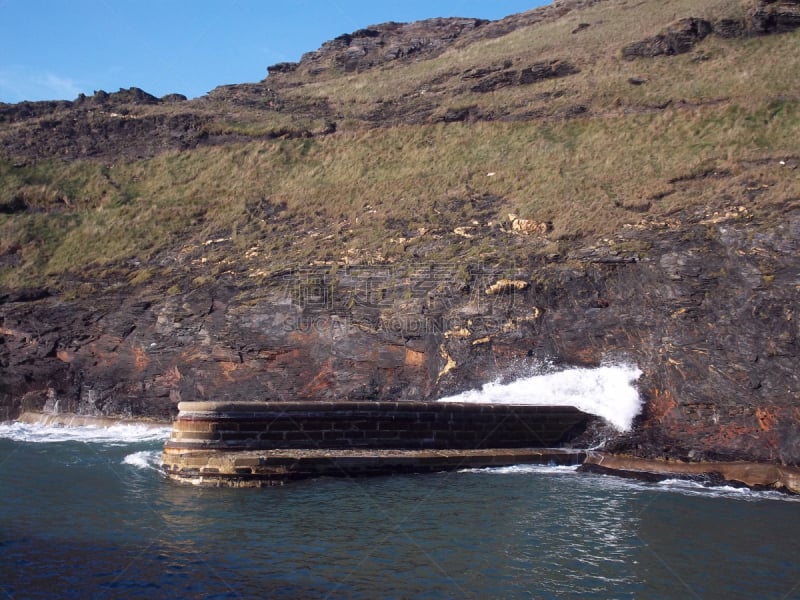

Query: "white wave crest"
left=655, top=478, right=800, bottom=503
left=460, top=464, right=581, bottom=475
left=439, top=363, right=643, bottom=431
left=123, top=450, right=163, bottom=470
left=0, top=421, right=171, bottom=445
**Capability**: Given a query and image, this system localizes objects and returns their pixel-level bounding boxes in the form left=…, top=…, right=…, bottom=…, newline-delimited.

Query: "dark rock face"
left=160, top=93, right=188, bottom=103
left=264, top=1, right=601, bottom=81
left=519, top=61, right=580, bottom=84
left=295, top=18, right=488, bottom=76
left=0, top=282, right=438, bottom=422
left=266, top=62, right=298, bottom=75
left=713, top=18, right=746, bottom=38
left=623, top=2, right=800, bottom=60
left=748, top=0, right=800, bottom=34
left=1, top=111, right=208, bottom=162
left=469, top=61, right=579, bottom=93
left=0, top=100, right=72, bottom=124
left=75, top=87, right=161, bottom=106
left=0, top=88, right=205, bottom=162
left=436, top=105, right=484, bottom=123
left=622, top=18, right=714, bottom=60
left=2, top=210, right=799, bottom=464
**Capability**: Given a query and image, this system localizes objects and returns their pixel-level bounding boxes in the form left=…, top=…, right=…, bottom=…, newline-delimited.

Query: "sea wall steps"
left=162, top=447, right=589, bottom=487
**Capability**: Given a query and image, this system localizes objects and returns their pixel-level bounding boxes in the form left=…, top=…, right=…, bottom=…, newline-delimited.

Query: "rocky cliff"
left=1, top=0, right=799, bottom=467
left=4, top=197, right=799, bottom=463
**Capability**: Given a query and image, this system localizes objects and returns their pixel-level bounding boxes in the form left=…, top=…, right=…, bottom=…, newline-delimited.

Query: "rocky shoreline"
left=15, top=411, right=170, bottom=429
left=4, top=206, right=799, bottom=467
left=581, top=453, right=800, bottom=495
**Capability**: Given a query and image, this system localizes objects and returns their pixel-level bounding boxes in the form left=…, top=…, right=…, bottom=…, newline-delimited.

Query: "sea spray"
left=122, top=450, right=163, bottom=470
left=654, top=479, right=800, bottom=503
left=0, top=422, right=171, bottom=444
left=439, top=363, right=643, bottom=431
left=459, top=464, right=581, bottom=475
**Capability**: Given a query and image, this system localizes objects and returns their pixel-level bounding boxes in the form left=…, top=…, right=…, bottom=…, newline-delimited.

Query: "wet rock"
left=582, top=453, right=800, bottom=494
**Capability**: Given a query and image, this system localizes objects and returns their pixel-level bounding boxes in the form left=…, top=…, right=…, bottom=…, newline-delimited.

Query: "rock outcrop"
left=469, top=60, right=579, bottom=93
left=622, top=18, right=714, bottom=60
left=296, top=19, right=489, bottom=76
left=0, top=88, right=204, bottom=162
left=623, top=2, right=800, bottom=59
left=748, top=0, right=800, bottom=34
left=581, top=453, right=800, bottom=494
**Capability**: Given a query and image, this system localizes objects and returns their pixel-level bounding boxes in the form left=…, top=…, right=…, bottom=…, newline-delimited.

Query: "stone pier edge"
left=160, top=447, right=800, bottom=493
left=161, top=447, right=590, bottom=487
left=580, top=453, right=800, bottom=495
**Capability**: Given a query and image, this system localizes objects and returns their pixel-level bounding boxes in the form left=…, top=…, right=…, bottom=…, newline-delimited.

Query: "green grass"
left=1, top=94, right=798, bottom=288
left=276, top=0, right=795, bottom=126
left=0, top=0, right=798, bottom=289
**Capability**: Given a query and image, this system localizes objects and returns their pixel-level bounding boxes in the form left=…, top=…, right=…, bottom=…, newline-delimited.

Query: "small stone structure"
left=162, top=401, right=594, bottom=486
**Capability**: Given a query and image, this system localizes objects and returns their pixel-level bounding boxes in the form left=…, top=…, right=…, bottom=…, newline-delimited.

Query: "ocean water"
left=2, top=366, right=799, bottom=599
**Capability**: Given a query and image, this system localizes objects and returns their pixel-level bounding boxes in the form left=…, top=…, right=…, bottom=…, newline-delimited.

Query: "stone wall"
left=165, top=401, right=593, bottom=452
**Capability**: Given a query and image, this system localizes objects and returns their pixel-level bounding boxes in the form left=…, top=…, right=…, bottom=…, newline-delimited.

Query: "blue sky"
left=0, top=1, right=547, bottom=103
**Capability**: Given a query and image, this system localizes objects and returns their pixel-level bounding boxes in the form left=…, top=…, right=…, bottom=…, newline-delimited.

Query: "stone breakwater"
left=161, top=401, right=594, bottom=486
left=160, top=401, right=800, bottom=492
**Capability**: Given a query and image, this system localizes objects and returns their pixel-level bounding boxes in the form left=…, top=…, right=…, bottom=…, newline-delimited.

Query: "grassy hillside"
left=0, top=0, right=798, bottom=291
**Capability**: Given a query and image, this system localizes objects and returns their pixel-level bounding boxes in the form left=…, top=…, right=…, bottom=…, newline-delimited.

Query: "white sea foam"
left=122, top=450, right=162, bottom=470
left=439, top=363, right=643, bottom=431
left=0, top=421, right=171, bottom=445
left=459, top=464, right=581, bottom=475
left=654, top=478, right=800, bottom=503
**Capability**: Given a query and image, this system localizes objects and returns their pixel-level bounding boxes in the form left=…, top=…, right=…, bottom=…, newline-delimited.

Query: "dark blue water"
left=1, top=426, right=799, bottom=600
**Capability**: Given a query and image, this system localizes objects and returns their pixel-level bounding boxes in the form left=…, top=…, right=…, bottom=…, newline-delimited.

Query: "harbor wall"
left=164, top=401, right=594, bottom=452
